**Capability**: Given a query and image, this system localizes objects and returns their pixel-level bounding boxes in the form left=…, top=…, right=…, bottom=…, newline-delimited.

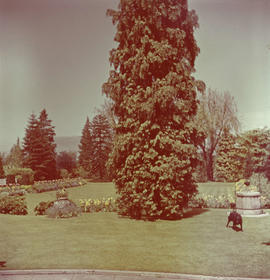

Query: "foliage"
left=5, top=138, right=23, bottom=168
left=214, top=130, right=242, bottom=182
left=79, top=197, right=116, bottom=213
left=73, top=166, right=90, bottom=179
left=235, top=179, right=258, bottom=193
left=78, top=117, right=93, bottom=178
left=4, top=167, right=34, bottom=185
left=91, top=112, right=113, bottom=180
left=45, top=199, right=81, bottom=218
left=237, top=128, right=270, bottom=178
left=103, top=0, right=204, bottom=220
left=249, top=173, right=270, bottom=207
left=32, top=178, right=86, bottom=193
left=195, top=89, right=239, bottom=181
left=0, top=155, right=5, bottom=178
left=22, top=110, right=57, bottom=180
left=56, top=151, right=77, bottom=174
left=0, top=196, right=27, bottom=215
left=34, top=201, right=54, bottom=215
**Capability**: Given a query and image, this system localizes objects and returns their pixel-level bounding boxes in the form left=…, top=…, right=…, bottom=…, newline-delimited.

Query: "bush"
left=0, top=196, right=27, bottom=215
left=249, top=173, right=270, bottom=208
left=45, top=199, right=81, bottom=218
left=79, top=197, right=116, bottom=213
left=6, top=174, right=16, bottom=185
left=5, top=167, right=34, bottom=185
left=34, top=201, right=54, bottom=215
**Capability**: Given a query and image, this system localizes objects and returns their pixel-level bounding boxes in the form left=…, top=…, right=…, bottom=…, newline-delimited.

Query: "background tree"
left=6, top=138, right=23, bottom=168
left=56, top=151, right=77, bottom=174
left=38, top=109, right=57, bottom=179
left=91, top=112, right=113, bottom=180
left=0, top=155, right=5, bottom=178
left=103, top=0, right=204, bottom=219
left=195, top=88, right=239, bottom=181
left=78, top=117, right=92, bottom=178
left=214, top=129, right=243, bottom=182
left=238, top=128, right=270, bottom=178
left=22, top=110, right=57, bottom=180
left=22, top=113, right=41, bottom=177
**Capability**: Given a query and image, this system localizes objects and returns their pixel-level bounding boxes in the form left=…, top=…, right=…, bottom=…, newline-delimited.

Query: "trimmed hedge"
left=32, top=178, right=87, bottom=193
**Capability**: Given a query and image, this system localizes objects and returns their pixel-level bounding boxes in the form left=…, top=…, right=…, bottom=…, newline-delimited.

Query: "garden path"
left=0, top=269, right=268, bottom=280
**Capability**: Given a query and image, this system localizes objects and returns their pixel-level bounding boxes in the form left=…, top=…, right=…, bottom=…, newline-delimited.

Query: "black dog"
left=226, top=210, right=243, bottom=231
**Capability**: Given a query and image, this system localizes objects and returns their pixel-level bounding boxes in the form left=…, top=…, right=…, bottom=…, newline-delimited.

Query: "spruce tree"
left=38, top=109, right=57, bottom=179
left=91, top=113, right=113, bottom=180
left=23, top=110, right=57, bottom=180
left=78, top=117, right=92, bottom=177
left=22, top=113, right=40, bottom=173
left=103, top=0, right=204, bottom=219
left=0, top=155, right=5, bottom=178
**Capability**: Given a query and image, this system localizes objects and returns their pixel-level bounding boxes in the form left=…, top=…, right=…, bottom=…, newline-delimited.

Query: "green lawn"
left=1, top=182, right=270, bottom=278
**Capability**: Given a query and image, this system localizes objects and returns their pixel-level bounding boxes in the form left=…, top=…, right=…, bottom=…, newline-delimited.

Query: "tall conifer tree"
left=0, top=155, right=5, bottom=178
left=103, top=0, right=204, bottom=219
left=91, top=113, right=113, bottom=180
left=23, top=110, right=57, bottom=180
left=78, top=117, right=92, bottom=177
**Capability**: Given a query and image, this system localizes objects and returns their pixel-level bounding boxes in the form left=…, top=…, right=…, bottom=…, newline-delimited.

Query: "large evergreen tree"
left=103, top=0, right=204, bottom=219
left=0, top=155, right=5, bottom=178
left=23, top=110, right=57, bottom=180
left=91, top=113, right=113, bottom=180
left=38, top=109, right=57, bottom=179
left=78, top=117, right=92, bottom=177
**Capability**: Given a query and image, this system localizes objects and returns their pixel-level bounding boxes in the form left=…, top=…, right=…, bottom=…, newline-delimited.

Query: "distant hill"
left=0, top=136, right=81, bottom=155
left=55, top=136, right=81, bottom=154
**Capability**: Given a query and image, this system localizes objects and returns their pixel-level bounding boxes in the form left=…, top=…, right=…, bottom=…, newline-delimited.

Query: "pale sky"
left=1, top=0, right=270, bottom=152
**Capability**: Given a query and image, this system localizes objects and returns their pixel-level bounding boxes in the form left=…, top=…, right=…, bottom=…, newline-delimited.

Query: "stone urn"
left=236, top=191, right=264, bottom=216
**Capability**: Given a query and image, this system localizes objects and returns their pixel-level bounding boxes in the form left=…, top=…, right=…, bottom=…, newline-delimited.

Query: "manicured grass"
left=1, top=182, right=270, bottom=278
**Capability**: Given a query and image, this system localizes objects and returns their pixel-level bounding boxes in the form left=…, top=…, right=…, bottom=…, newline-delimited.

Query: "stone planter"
left=236, top=191, right=264, bottom=216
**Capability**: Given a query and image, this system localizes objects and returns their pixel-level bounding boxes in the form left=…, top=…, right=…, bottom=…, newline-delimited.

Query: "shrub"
left=34, top=201, right=54, bottom=215
left=5, top=167, right=34, bottom=185
left=79, top=197, right=116, bottom=213
left=6, top=174, right=16, bottom=185
left=45, top=199, right=81, bottom=218
left=0, top=196, right=27, bottom=215
left=249, top=173, right=270, bottom=208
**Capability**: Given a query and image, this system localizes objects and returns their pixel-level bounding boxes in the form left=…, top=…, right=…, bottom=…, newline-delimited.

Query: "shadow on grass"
left=226, top=225, right=243, bottom=232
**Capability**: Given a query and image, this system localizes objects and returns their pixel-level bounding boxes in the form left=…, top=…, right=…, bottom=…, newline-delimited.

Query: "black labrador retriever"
left=226, top=210, right=243, bottom=231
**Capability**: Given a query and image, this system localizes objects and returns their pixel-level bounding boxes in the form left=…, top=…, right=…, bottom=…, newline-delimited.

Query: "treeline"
left=0, top=107, right=113, bottom=182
